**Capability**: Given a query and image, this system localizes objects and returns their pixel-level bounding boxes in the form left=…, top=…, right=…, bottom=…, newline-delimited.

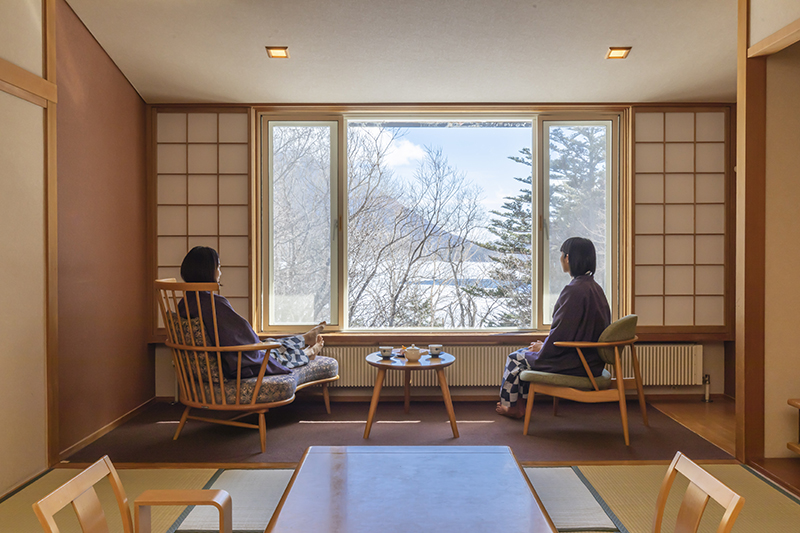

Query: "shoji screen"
left=155, top=110, right=251, bottom=320
left=633, top=109, right=730, bottom=330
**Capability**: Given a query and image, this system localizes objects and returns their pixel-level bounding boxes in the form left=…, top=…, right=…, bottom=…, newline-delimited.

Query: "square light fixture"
left=266, top=46, right=290, bottom=59
left=605, top=47, right=631, bottom=59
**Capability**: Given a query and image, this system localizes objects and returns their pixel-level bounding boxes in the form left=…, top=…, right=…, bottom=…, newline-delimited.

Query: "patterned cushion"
left=293, top=356, right=339, bottom=386
left=202, top=356, right=339, bottom=404
left=170, top=313, right=223, bottom=384
left=520, top=368, right=612, bottom=391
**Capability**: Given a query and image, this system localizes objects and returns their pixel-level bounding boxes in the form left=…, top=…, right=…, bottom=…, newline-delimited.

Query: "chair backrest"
left=596, top=314, right=638, bottom=364
left=155, top=279, right=279, bottom=407
left=155, top=279, right=231, bottom=404
left=652, top=451, right=744, bottom=533
left=32, top=455, right=132, bottom=533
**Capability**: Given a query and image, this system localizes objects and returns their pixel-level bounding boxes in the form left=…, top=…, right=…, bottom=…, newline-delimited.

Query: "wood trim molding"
left=0, top=78, right=48, bottom=107
left=748, top=16, right=800, bottom=58
left=0, top=56, right=57, bottom=104
left=43, top=0, right=59, bottom=468
left=45, top=102, right=59, bottom=466
left=736, top=0, right=766, bottom=464
left=58, top=399, right=154, bottom=461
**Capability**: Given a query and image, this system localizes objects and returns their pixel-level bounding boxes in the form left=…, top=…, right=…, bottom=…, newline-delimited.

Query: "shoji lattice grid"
left=155, top=111, right=251, bottom=318
left=633, top=111, right=727, bottom=327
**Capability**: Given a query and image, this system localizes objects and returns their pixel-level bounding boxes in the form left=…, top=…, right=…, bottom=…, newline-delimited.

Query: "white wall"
left=0, top=0, right=43, bottom=77
left=0, top=89, right=47, bottom=494
left=764, top=41, right=800, bottom=458
left=750, top=1, right=800, bottom=46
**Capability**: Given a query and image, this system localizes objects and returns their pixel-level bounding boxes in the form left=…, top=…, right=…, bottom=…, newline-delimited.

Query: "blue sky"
left=353, top=121, right=534, bottom=218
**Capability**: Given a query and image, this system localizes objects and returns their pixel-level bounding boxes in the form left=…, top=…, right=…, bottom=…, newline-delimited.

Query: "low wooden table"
left=265, top=446, right=557, bottom=533
left=363, top=352, right=458, bottom=438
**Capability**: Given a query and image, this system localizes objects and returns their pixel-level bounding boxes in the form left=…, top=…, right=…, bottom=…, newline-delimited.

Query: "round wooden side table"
left=363, top=352, right=458, bottom=439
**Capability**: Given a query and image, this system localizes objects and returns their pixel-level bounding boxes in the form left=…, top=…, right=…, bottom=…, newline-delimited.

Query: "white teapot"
left=405, top=344, right=422, bottom=362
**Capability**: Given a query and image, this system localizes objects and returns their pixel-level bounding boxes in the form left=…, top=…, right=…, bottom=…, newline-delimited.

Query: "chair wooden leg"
left=523, top=390, right=535, bottom=435
left=258, top=413, right=267, bottom=453
left=616, top=377, right=630, bottom=446
left=322, top=382, right=331, bottom=414
left=552, top=397, right=559, bottom=416
left=174, top=406, right=191, bottom=440
left=631, top=347, right=649, bottom=426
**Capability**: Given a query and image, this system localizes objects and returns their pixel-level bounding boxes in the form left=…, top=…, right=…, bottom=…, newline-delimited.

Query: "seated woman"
left=178, top=246, right=325, bottom=380
left=497, top=237, right=611, bottom=419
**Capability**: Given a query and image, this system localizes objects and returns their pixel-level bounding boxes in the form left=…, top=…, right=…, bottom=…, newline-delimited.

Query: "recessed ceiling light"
left=266, top=46, right=290, bottom=59
left=606, top=47, right=631, bottom=59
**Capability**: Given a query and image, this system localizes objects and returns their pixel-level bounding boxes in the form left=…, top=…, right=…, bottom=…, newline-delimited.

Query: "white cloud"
left=384, top=138, right=426, bottom=168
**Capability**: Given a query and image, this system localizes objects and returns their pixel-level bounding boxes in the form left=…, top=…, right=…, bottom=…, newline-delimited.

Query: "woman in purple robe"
left=178, top=246, right=325, bottom=380
left=497, top=237, right=611, bottom=419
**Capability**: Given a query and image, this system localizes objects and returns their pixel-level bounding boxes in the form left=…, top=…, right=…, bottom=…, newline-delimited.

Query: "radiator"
left=324, top=343, right=703, bottom=388
left=610, top=343, right=704, bottom=386
left=324, top=345, right=523, bottom=388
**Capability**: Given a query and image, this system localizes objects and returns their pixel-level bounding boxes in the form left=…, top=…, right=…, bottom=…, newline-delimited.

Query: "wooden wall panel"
left=56, top=0, right=150, bottom=456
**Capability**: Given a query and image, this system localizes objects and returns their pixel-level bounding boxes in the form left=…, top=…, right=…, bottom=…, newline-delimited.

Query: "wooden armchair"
left=652, top=451, right=744, bottom=533
left=32, top=455, right=231, bottom=533
left=155, top=279, right=339, bottom=453
left=520, top=314, right=648, bottom=445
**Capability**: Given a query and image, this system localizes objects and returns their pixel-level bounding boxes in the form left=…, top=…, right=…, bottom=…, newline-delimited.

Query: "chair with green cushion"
left=520, top=314, right=648, bottom=445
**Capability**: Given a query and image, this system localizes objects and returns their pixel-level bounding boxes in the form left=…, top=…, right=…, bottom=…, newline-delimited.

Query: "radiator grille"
left=324, top=346, right=524, bottom=387
left=325, top=343, right=703, bottom=387
left=610, top=344, right=703, bottom=386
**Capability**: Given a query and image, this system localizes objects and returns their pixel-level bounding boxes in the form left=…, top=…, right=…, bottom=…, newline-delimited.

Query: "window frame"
left=254, top=107, right=625, bottom=335
left=256, top=114, right=346, bottom=333
left=537, top=114, right=620, bottom=330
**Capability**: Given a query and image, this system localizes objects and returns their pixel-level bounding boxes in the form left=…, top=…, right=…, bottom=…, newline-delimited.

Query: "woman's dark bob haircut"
left=560, top=237, right=597, bottom=277
left=180, top=246, right=220, bottom=283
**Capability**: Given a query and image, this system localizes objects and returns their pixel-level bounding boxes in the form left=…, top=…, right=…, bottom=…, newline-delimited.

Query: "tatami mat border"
left=572, top=466, right=629, bottom=533
left=741, top=464, right=800, bottom=505
left=57, top=462, right=299, bottom=469
left=0, top=469, right=53, bottom=505
left=519, top=459, right=740, bottom=467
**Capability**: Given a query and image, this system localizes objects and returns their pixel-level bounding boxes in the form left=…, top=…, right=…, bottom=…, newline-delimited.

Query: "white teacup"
left=428, top=344, right=443, bottom=355
left=379, top=346, right=393, bottom=357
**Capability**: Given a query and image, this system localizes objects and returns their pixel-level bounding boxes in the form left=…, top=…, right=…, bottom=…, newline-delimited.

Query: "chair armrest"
left=554, top=336, right=637, bottom=348
left=134, top=489, right=231, bottom=533
left=135, top=489, right=231, bottom=508
left=166, top=341, right=282, bottom=352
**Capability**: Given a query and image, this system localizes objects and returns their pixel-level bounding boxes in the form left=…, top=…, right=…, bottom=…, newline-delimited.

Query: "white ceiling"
left=64, top=0, right=738, bottom=105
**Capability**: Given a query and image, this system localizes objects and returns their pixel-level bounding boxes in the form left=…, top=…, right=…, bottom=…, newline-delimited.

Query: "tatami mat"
left=525, top=467, right=617, bottom=531
left=579, top=463, right=800, bottom=533
left=177, top=469, right=293, bottom=532
left=0, top=467, right=216, bottom=533
left=5, top=462, right=800, bottom=533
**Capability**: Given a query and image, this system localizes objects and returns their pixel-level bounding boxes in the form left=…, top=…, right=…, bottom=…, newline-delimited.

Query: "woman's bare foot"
left=303, top=321, right=326, bottom=346
left=304, top=335, right=324, bottom=359
left=496, top=401, right=526, bottom=419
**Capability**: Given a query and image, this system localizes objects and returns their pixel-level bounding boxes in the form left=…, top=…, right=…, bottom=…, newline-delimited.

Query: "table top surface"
left=266, top=446, right=556, bottom=533
left=365, top=351, right=455, bottom=369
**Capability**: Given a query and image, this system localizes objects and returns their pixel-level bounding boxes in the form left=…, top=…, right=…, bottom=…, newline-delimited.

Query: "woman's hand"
left=528, top=340, right=543, bottom=352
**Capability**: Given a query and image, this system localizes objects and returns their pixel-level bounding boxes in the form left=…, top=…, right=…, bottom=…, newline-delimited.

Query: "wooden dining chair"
left=32, top=455, right=231, bottom=533
left=652, top=451, right=744, bottom=533
left=520, top=314, right=648, bottom=445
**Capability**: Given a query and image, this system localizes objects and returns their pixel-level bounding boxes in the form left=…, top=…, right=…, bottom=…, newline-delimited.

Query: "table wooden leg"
left=404, top=370, right=411, bottom=414
left=437, top=369, right=459, bottom=438
left=364, top=367, right=387, bottom=439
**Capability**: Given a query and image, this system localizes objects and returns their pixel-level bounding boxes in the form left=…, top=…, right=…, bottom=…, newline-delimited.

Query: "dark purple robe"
left=179, top=292, right=291, bottom=379
left=526, top=274, right=611, bottom=377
